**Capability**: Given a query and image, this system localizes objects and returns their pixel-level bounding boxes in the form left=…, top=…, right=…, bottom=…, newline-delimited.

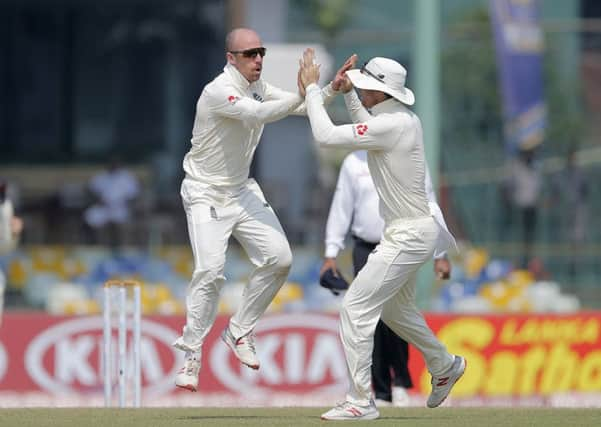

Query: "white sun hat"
left=346, top=57, right=415, bottom=105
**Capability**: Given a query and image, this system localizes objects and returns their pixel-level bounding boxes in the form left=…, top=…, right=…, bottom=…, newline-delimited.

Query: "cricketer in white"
left=298, top=50, right=466, bottom=421
left=324, top=150, right=456, bottom=263
left=173, top=29, right=345, bottom=392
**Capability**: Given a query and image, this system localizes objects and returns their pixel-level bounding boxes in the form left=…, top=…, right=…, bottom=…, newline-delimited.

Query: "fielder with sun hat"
left=298, top=50, right=465, bottom=421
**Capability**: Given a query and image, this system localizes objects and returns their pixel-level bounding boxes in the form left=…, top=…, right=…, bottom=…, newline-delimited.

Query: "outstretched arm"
left=207, top=84, right=303, bottom=127
left=299, top=49, right=398, bottom=150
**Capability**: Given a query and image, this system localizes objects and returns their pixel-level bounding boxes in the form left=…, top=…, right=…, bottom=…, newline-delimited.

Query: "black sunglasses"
left=229, top=47, right=266, bottom=58
left=361, top=62, right=386, bottom=83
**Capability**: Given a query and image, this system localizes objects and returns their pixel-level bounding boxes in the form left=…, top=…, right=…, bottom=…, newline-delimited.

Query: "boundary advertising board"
left=0, top=312, right=599, bottom=407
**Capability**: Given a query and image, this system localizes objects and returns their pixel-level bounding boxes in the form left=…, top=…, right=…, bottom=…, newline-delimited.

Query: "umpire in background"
left=320, top=150, right=453, bottom=407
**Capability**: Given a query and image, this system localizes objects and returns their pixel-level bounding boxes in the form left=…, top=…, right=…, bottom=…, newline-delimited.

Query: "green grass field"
left=1, top=407, right=599, bottom=427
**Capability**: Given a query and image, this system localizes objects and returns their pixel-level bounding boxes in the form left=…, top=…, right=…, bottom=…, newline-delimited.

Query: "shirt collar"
left=370, top=97, right=403, bottom=115
left=224, top=63, right=252, bottom=89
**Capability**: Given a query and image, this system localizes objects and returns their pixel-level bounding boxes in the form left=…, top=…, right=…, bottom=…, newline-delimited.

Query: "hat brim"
left=346, top=69, right=415, bottom=106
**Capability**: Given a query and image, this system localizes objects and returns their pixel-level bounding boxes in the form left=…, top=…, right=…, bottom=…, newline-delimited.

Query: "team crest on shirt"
left=353, top=124, right=369, bottom=138
left=252, top=92, right=264, bottom=102
left=227, top=95, right=240, bottom=104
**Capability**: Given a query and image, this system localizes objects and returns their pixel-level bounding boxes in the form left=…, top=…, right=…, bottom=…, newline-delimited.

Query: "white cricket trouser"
left=173, top=177, right=292, bottom=353
left=340, top=216, right=455, bottom=406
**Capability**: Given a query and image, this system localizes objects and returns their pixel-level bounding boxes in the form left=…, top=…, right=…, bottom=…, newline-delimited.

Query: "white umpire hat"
left=346, top=57, right=415, bottom=106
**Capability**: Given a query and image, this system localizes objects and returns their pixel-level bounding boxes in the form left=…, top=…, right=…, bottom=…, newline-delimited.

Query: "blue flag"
left=490, top=0, right=546, bottom=153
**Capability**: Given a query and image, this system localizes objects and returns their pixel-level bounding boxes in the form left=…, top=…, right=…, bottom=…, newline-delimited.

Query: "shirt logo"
left=252, top=93, right=264, bottom=102
left=227, top=95, right=240, bottom=104
left=210, top=206, right=219, bottom=220
left=355, top=124, right=368, bottom=136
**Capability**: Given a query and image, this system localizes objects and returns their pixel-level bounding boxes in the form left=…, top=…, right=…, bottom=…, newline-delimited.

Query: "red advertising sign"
left=0, top=312, right=600, bottom=407
left=415, top=313, right=601, bottom=399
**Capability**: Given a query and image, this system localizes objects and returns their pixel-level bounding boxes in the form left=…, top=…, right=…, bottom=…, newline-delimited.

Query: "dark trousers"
left=352, top=237, right=413, bottom=402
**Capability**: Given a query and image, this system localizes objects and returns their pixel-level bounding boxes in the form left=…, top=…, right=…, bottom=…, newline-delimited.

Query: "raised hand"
left=303, top=48, right=316, bottom=69
left=297, top=68, right=306, bottom=97
left=332, top=53, right=357, bottom=93
left=299, top=48, right=320, bottom=88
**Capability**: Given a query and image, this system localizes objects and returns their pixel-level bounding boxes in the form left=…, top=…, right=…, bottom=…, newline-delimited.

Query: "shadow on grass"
left=381, top=415, right=452, bottom=421
left=178, top=416, right=311, bottom=420
left=178, top=415, right=450, bottom=422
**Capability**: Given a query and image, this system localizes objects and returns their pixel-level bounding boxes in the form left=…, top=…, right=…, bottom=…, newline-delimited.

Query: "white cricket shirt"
left=307, top=84, right=430, bottom=224
left=183, top=64, right=336, bottom=188
left=324, top=151, right=455, bottom=258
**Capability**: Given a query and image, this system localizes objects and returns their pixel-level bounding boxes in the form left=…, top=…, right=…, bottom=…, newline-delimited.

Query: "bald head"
left=225, top=28, right=262, bottom=52
left=225, top=28, right=265, bottom=82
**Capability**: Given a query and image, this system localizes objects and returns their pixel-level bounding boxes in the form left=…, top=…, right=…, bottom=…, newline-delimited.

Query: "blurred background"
left=2, top=0, right=600, bottom=315
left=1, top=0, right=601, bottom=408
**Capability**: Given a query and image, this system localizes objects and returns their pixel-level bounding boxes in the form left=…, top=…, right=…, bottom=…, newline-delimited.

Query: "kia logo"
left=210, top=314, right=347, bottom=395
left=25, top=317, right=179, bottom=397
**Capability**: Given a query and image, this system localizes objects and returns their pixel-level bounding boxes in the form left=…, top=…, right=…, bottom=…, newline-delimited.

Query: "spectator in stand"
left=83, top=157, right=140, bottom=248
left=552, top=148, right=589, bottom=282
left=502, top=147, right=542, bottom=267
left=0, top=180, right=23, bottom=326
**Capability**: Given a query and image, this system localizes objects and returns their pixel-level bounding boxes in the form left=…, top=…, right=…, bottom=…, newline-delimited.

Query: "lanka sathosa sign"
left=0, top=312, right=599, bottom=407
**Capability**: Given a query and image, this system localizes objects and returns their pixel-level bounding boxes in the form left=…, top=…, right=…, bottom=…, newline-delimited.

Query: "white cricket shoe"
left=321, top=400, right=380, bottom=421
left=392, top=386, right=410, bottom=407
left=221, top=327, right=260, bottom=370
left=427, top=355, right=466, bottom=408
left=175, top=351, right=201, bottom=392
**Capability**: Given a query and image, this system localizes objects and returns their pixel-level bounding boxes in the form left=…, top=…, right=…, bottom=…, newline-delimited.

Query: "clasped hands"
left=297, top=49, right=358, bottom=97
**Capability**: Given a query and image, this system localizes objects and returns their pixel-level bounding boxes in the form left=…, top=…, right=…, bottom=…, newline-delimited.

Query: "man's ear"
left=226, top=52, right=235, bottom=65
